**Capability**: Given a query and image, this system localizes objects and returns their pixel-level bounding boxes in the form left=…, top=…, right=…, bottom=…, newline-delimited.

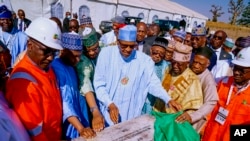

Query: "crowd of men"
left=0, top=5, right=250, bottom=141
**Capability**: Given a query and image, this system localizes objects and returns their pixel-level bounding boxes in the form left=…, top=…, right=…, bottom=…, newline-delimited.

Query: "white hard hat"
left=232, top=47, right=250, bottom=67
left=25, top=17, right=62, bottom=50
left=130, top=19, right=135, bottom=23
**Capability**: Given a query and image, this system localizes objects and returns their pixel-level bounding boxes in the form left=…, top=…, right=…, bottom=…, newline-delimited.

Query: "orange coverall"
left=202, top=77, right=250, bottom=141
left=5, top=55, right=62, bottom=141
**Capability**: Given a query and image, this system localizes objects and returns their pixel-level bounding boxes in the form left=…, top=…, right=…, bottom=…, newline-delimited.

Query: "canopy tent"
left=71, top=0, right=116, bottom=31
left=116, top=0, right=150, bottom=22
left=10, top=0, right=59, bottom=20
left=118, top=0, right=151, bottom=10
left=7, top=0, right=208, bottom=31
left=142, top=0, right=207, bottom=26
left=96, top=0, right=117, bottom=4
left=143, top=0, right=178, bottom=23
left=167, top=0, right=208, bottom=20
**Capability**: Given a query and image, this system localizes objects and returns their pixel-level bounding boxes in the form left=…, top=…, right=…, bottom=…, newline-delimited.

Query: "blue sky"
left=171, top=0, right=249, bottom=23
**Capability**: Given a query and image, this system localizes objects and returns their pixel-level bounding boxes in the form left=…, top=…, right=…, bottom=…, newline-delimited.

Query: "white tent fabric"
left=72, top=0, right=116, bottom=32
left=118, top=0, right=151, bottom=9
left=167, top=0, right=208, bottom=20
left=143, top=0, right=177, bottom=23
left=97, top=0, right=117, bottom=4
left=143, top=0, right=174, bottom=13
left=10, top=0, right=64, bottom=20
left=7, top=0, right=208, bottom=32
left=116, top=4, right=149, bottom=22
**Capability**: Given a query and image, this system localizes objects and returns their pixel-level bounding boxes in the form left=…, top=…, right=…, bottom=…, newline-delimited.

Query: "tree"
left=238, top=1, right=250, bottom=27
left=228, top=0, right=245, bottom=25
left=210, top=5, right=224, bottom=22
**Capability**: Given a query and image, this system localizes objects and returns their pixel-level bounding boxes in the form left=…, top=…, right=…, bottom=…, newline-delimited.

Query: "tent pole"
left=70, top=0, right=72, bottom=15
left=147, top=9, right=150, bottom=24
left=116, top=0, right=118, bottom=16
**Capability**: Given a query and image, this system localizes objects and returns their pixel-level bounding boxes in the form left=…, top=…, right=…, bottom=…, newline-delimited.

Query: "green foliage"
left=228, top=0, right=245, bottom=25
left=237, top=1, right=250, bottom=27
left=210, top=5, right=224, bottom=22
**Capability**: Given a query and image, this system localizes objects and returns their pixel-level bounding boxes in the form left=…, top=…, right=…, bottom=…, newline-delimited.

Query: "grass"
left=205, top=21, right=250, bottom=41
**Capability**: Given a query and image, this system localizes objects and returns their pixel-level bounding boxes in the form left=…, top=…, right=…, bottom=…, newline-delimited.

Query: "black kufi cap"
left=152, top=37, right=169, bottom=49
left=195, top=47, right=213, bottom=60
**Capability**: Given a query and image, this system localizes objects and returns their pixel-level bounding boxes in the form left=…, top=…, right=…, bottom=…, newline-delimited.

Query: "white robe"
left=94, top=46, right=171, bottom=126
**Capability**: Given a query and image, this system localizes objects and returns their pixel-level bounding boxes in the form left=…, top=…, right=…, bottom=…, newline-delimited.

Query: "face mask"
left=67, top=15, right=71, bottom=19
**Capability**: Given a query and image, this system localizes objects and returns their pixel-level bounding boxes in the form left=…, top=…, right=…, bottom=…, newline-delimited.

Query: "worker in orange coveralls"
left=5, top=17, right=63, bottom=141
left=202, top=47, right=250, bottom=141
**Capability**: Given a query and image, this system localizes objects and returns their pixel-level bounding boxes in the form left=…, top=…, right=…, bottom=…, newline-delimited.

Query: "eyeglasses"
left=233, top=65, right=250, bottom=74
left=30, top=38, right=58, bottom=56
left=151, top=50, right=165, bottom=58
left=213, top=35, right=223, bottom=40
left=118, top=41, right=136, bottom=50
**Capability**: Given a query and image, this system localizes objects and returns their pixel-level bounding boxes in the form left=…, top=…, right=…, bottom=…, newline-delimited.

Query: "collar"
left=137, top=41, right=145, bottom=45
left=210, top=46, right=222, bottom=52
left=9, top=27, right=20, bottom=35
left=155, top=60, right=164, bottom=66
left=234, top=80, right=250, bottom=90
left=120, top=49, right=137, bottom=62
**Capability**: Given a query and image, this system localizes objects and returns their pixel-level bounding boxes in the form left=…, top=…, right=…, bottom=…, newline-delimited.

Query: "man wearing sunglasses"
left=5, top=17, right=63, bottom=141
left=210, top=30, right=232, bottom=61
left=203, top=47, right=250, bottom=141
left=210, top=30, right=233, bottom=83
left=94, top=25, right=181, bottom=127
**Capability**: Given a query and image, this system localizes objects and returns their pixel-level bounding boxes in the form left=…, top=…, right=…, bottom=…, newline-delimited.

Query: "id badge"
left=215, top=107, right=229, bottom=125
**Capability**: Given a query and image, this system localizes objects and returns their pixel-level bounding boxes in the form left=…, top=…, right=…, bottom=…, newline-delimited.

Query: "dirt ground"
left=206, top=21, right=250, bottom=41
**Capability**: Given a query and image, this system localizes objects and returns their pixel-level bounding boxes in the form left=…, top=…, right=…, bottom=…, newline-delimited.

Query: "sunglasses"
left=213, top=35, right=223, bottom=40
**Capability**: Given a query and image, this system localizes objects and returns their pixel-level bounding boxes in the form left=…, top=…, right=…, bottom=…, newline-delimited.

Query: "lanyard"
left=226, top=85, right=234, bottom=106
left=226, top=83, right=250, bottom=106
